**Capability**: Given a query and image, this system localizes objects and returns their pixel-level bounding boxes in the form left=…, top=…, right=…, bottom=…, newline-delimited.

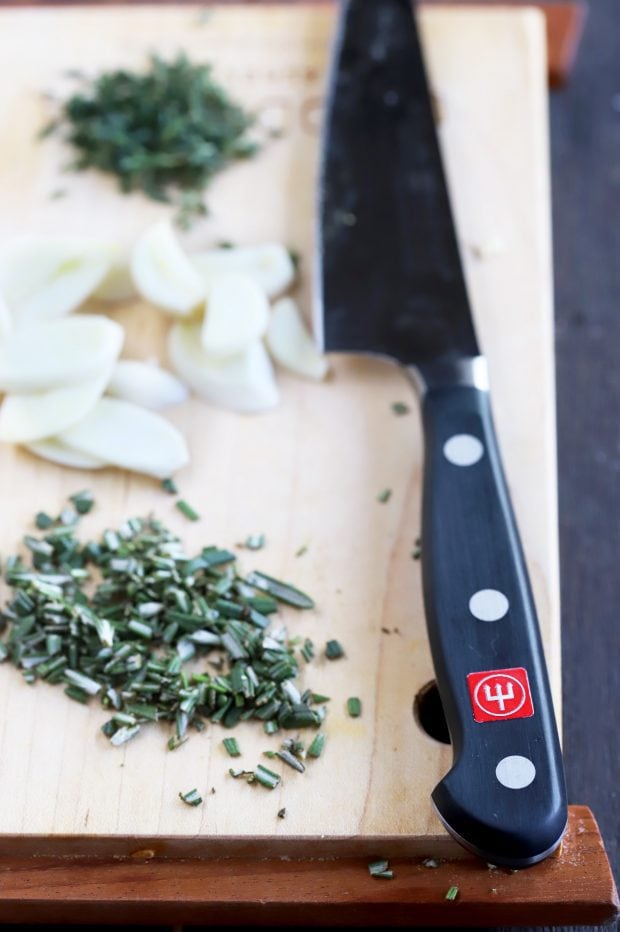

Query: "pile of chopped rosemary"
left=0, top=494, right=322, bottom=750
left=40, top=54, right=258, bottom=227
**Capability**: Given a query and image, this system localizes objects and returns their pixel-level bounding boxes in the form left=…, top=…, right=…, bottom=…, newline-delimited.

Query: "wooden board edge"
left=0, top=807, right=616, bottom=926
left=0, top=0, right=588, bottom=88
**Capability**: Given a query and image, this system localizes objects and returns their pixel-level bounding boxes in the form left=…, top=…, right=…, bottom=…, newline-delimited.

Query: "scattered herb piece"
left=411, top=546, right=422, bottom=560
left=161, top=478, right=178, bottom=495
left=307, top=732, right=325, bottom=758
left=300, top=638, right=314, bottom=663
left=35, top=512, right=54, bottom=530
left=276, top=748, right=305, bottom=773
left=295, top=544, right=308, bottom=558
left=49, top=188, right=67, bottom=200
left=311, top=693, right=330, bottom=704
left=69, top=489, right=94, bottom=515
left=222, top=737, right=241, bottom=758
left=245, top=571, right=314, bottom=609
left=179, top=788, right=203, bottom=807
left=325, top=639, right=344, bottom=660
left=176, top=499, right=200, bottom=522
left=277, top=807, right=286, bottom=819
left=40, top=54, right=258, bottom=227
left=244, top=533, right=265, bottom=551
left=254, top=764, right=281, bottom=789
left=377, top=488, right=392, bottom=504
left=391, top=401, right=410, bottom=416
left=423, top=858, right=439, bottom=869
left=445, top=885, right=459, bottom=901
left=347, top=697, right=362, bottom=718
left=368, top=858, right=393, bottom=878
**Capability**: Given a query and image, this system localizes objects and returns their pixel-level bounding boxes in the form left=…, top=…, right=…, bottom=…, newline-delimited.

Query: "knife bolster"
left=408, top=354, right=489, bottom=395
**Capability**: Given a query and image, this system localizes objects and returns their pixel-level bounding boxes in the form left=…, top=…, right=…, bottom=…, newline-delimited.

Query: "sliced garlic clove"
left=60, top=397, right=189, bottom=479
left=168, top=322, right=279, bottom=413
left=0, top=368, right=111, bottom=443
left=92, top=261, right=136, bottom=302
left=107, top=359, right=189, bottom=409
left=0, top=236, right=114, bottom=327
left=201, top=274, right=269, bottom=358
left=0, top=315, right=124, bottom=392
left=25, top=437, right=107, bottom=470
left=192, top=243, right=295, bottom=299
left=131, top=221, right=205, bottom=315
left=266, top=297, right=329, bottom=380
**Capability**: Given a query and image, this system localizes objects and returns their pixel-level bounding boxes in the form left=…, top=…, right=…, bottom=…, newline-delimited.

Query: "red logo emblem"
left=467, top=667, right=534, bottom=723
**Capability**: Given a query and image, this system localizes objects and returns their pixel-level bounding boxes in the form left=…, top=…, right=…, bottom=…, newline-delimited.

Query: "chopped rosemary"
left=0, top=495, right=320, bottom=755
left=40, top=54, right=258, bottom=227
left=423, top=857, right=439, bottom=869
left=306, top=732, right=325, bottom=758
left=346, top=697, right=362, bottom=718
left=368, top=858, right=393, bottom=878
left=245, top=571, right=315, bottom=609
left=277, top=807, right=286, bottom=819
left=161, top=478, right=178, bottom=495
left=222, top=737, right=241, bottom=758
left=69, top=490, right=94, bottom=515
left=325, top=639, right=345, bottom=660
left=179, top=788, right=203, bottom=807
left=377, top=488, right=392, bottom=504
left=295, top=544, right=308, bottom=558
left=35, top=512, right=54, bottom=530
left=244, top=533, right=265, bottom=551
left=391, top=402, right=410, bottom=416
left=276, top=748, right=305, bottom=773
left=176, top=500, right=200, bottom=522
left=445, top=885, right=459, bottom=901
left=254, top=764, right=281, bottom=789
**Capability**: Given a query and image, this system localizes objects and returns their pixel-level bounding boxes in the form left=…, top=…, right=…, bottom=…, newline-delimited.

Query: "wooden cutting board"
left=0, top=3, right=560, bottom=858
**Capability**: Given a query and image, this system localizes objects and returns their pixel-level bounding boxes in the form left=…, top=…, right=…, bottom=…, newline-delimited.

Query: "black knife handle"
left=419, top=380, right=567, bottom=867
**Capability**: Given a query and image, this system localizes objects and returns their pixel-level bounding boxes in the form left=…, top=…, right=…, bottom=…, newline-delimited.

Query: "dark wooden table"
left=0, top=0, right=617, bottom=930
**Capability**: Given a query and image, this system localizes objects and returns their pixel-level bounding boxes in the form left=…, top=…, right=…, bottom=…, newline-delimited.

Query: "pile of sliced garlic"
left=0, top=223, right=328, bottom=479
left=131, top=221, right=328, bottom=411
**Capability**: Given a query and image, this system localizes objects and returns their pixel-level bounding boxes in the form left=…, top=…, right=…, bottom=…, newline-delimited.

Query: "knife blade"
left=317, top=0, right=567, bottom=867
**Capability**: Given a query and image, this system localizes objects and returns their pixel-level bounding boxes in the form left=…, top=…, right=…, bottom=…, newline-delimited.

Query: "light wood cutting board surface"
left=0, top=4, right=559, bottom=857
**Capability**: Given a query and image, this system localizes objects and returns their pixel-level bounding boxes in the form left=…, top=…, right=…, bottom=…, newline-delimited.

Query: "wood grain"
left=0, top=807, right=615, bottom=926
left=0, top=4, right=559, bottom=856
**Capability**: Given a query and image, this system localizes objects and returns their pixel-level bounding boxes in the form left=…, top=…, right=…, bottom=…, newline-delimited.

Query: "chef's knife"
left=317, top=0, right=567, bottom=867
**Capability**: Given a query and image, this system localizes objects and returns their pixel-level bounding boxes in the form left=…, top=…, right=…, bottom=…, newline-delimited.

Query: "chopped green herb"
left=300, top=638, right=314, bottom=662
left=179, top=788, right=203, bottom=807
left=311, top=693, right=331, bottom=704
left=244, top=533, right=265, bottom=551
left=69, top=490, right=94, bottom=515
left=276, top=748, right=305, bottom=773
left=445, top=885, right=459, bottom=901
left=277, top=807, right=286, bottom=819
left=176, top=500, right=200, bottom=522
left=295, top=544, right=308, bottom=558
left=391, top=402, right=410, bottom=416
left=1, top=494, right=319, bottom=756
left=222, top=737, right=241, bottom=757
left=325, top=639, right=345, bottom=660
left=347, top=697, right=362, bottom=718
left=254, top=764, right=281, bottom=789
left=377, top=488, right=392, bottom=504
left=40, top=54, right=258, bottom=227
left=161, top=478, right=178, bottom=495
left=306, top=732, right=325, bottom=758
left=35, top=512, right=54, bottom=530
left=411, top=546, right=422, bottom=560
left=368, top=858, right=393, bottom=878
left=245, top=570, right=315, bottom=609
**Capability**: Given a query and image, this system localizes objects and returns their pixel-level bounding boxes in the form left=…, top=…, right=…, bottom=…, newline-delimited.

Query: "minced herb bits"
left=40, top=54, right=258, bottom=227
left=0, top=495, right=319, bottom=752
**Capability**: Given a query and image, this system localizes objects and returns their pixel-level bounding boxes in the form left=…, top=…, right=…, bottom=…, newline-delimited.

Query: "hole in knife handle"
left=414, top=680, right=450, bottom=745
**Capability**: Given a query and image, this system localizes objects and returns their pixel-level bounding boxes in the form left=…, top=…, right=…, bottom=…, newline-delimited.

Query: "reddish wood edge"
left=0, top=806, right=615, bottom=926
left=0, top=1, right=588, bottom=88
